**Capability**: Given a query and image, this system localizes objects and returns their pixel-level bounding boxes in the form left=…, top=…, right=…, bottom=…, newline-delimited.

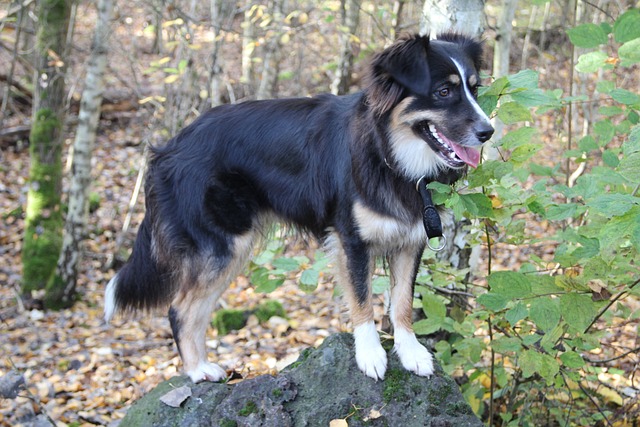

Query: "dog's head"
left=366, top=33, right=494, bottom=180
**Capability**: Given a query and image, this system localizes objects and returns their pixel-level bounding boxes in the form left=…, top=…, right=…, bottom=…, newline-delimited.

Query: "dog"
left=105, top=32, right=493, bottom=383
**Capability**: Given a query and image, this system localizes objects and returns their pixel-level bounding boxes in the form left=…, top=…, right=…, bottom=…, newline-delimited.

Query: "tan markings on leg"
left=172, top=229, right=259, bottom=374
left=329, top=233, right=374, bottom=328
left=389, top=248, right=418, bottom=332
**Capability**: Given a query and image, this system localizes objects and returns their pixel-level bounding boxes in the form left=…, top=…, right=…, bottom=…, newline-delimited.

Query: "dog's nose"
left=476, top=126, right=494, bottom=143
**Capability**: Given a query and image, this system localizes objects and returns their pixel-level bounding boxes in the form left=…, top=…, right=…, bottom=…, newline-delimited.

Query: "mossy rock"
left=212, top=309, right=249, bottom=335
left=254, top=300, right=287, bottom=323
left=122, top=333, right=482, bottom=427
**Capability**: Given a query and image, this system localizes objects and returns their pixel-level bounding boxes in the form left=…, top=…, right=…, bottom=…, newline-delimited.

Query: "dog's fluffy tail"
left=105, top=216, right=174, bottom=322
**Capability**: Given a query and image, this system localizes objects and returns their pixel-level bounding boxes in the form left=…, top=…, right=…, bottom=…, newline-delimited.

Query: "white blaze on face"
left=451, top=58, right=492, bottom=127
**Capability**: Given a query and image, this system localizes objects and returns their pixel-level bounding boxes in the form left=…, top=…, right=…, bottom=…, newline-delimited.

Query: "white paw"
left=186, top=362, right=227, bottom=383
left=354, top=321, right=387, bottom=380
left=393, top=328, right=434, bottom=377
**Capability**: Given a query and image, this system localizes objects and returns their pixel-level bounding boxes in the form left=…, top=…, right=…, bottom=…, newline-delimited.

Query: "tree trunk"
left=490, top=0, right=518, bottom=153
left=48, top=0, right=114, bottom=309
left=420, top=0, right=485, bottom=36
left=256, top=0, right=286, bottom=100
left=330, top=0, right=360, bottom=95
left=241, top=6, right=256, bottom=96
left=22, top=0, right=71, bottom=300
left=209, top=0, right=234, bottom=107
left=419, top=0, right=485, bottom=270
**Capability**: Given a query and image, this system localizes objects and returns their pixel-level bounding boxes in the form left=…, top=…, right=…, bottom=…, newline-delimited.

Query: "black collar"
left=416, top=176, right=446, bottom=251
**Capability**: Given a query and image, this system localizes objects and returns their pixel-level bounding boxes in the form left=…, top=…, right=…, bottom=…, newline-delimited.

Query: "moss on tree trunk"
left=21, top=0, right=70, bottom=305
left=22, top=109, right=64, bottom=293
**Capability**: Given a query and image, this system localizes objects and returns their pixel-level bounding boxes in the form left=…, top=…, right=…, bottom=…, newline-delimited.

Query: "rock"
left=121, top=333, right=481, bottom=427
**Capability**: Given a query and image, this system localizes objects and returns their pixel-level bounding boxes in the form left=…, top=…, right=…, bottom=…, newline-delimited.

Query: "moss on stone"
left=238, top=400, right=257, bottom=417
left=254, top=299, right=287, bottom=323
left=212, top=309, right=247, bottom=335
left=382, top=367, right=410, bottom=403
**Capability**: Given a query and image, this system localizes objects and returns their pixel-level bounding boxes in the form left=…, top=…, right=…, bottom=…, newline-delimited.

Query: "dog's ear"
left=437, top=32, right=484, bottom=71
left=375, top=35, right=431, bottom=97
left=365, top=35, right=431, bottom=116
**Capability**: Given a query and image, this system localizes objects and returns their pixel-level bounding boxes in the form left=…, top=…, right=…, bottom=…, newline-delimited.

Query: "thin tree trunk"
left=241, top=6, right=255, bottom=96
left=209, top=0, right=226, bottom=107
left=22, top=0, right=71, bottom=301
left=49, top=0, right=114, bottom=309
left=256, top=0, right=286, bottom=100
left=420, top=0, right=485, bottom=36
left=489, top=0, right=518, bottom=156
left=390, top=0, right=405, bottom=40
left=331, top=0, right=360, bottom=95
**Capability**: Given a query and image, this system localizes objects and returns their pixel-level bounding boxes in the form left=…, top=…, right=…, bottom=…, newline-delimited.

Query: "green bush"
left=414, top=9, right=640, bottom=426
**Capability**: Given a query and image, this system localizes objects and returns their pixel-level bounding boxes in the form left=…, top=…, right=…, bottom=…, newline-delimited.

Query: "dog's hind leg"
left=169, top=232, right=257, bottom=383
left=389, top=247, right=434, bottom=377
left=333, top=234, right=387, bottom=380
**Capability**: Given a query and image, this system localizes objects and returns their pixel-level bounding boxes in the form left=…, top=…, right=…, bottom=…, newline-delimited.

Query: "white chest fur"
left=352, top=201, right=426, bottom=251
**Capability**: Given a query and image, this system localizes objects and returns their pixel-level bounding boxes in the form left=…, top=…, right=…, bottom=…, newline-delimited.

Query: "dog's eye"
left=437, top=88, right=450, bottom=98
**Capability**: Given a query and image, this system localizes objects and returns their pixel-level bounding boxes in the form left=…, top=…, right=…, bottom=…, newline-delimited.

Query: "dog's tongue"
left=450, top=142, right=480, bottom=168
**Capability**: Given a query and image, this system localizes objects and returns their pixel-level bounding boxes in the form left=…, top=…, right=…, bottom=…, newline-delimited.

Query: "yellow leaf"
left=598, top=387, right=623, bottom=406
left=330, top=419, right=348, bottom=427
left=164, top=74, right=180, bottom=84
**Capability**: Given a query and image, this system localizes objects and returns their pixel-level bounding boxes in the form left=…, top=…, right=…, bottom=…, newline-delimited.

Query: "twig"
left=577, top=381, right=613, bottom=427
left=585, top=345, right=640, bottom=365
left=584, top=277, right=640, bottom=334
left=106, top=146, right=148, bottom=269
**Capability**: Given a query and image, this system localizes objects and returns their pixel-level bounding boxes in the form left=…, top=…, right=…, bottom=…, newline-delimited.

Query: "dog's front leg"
left=336, top=235, right=387, bottom=380
left=389, top=247, right=434, bottom=377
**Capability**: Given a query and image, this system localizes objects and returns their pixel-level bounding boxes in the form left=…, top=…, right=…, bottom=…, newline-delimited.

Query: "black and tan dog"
left=105, top=33, right=493, bottom=382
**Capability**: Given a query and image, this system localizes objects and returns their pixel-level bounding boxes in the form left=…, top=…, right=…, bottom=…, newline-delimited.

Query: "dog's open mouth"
left=414, top=122, right=480, bottom=168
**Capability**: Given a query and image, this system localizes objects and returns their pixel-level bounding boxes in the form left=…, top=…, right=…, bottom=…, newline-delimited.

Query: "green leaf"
left=619, top=37, right=640, bottom=65
left=413, top=317, right=442, bottom=335
left=589, top=194, right=639, bottom=217
left=478, top=94, right=498, bottom=117
left=625, top=125, right=640, bottom=155
left=594, top=120, right=616, bottom=146
left=560, top=351, right=586, bottom=368
left=538, top=353, right=560, bottom=382
left=300, top=268, right=319, bottom=291
left=422, top=293, right=447, bottom=320
left=575, top=51, right=608, bottom=73
left=506, top=302, right=528, bottom=326
left=372, top=276, right=390, bottom=294
left=477, top=293, right=508, bottom=311
left=613, top=9, right=640, bottom=43
left=511, top=143, right=543, bottom=163
left=529, top=297, right=561, bottom=332
left=492, top=336, right=522, bottom=353
left=498, top=101, right=532, bottom=124
left=610, top=88, right=640, bottom=105
left=272, top=257, right=300, bottom=271
left=500, top=127, right=536, bottom=150
left=459, top=193, right=494, bottom=217
left=507, top=69, right=539, bottom=89
left=617, top=151, right=640, bottom=183
left=510, top=89, right=559, bottom=108
left=546, top=203, right=578, bottom=221
left=559, top=293, right=597, bottom=332
left=520, top=349, right=542, bottom=378
left=482, top=76, right=510, bottom=96
left=567, top=23, right=608, bottom=48
left=488, top=271, right=532, bottom=299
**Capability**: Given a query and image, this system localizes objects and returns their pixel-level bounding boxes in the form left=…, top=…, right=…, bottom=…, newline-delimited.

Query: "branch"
left=584, top=277, right=640, bottom=334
